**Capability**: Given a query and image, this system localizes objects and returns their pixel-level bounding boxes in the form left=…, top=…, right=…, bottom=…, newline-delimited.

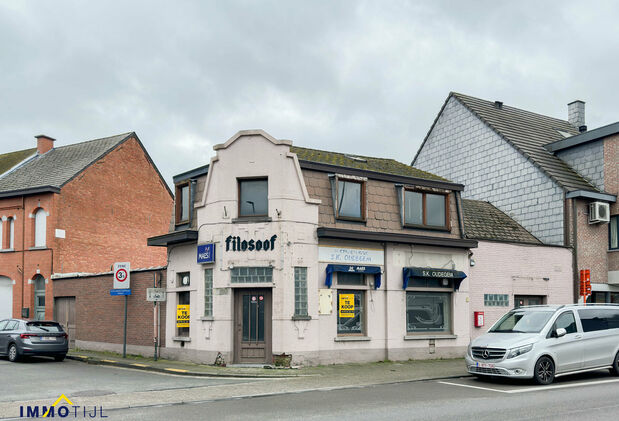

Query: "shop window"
left=34, top=208, right=47, bottom=247
left=406, top=292, right=451, bottom=333
left=484, top=294, right=509, bottom=307
left=334, top=178, right=365, bottom=221
left=177, top=272, right=190, bottom=288
left=403, top=190, right=448, bottom=229
left=231, top=267, right=273, bottom=283
left=337, top=290, right=364, bottom=335
left=204, top=269, right=213, bottom=317
left=177, top=291, right=190, bottom=337
left=294, top=267, right=308, bottom=317
left=610, top=215, right=618, bottom=250
left=175, top=182, right=190, bottom=224
left=238, top=178, right=268, bottom=217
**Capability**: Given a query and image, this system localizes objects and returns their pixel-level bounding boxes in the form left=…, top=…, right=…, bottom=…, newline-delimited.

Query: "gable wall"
left=555, top=141, right=605, bottom=191
left=414, top=96, right=565, bottom=245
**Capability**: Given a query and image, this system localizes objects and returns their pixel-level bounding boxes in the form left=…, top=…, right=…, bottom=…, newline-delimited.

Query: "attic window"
left=344, top=155, right=367, bottom=163
left=556, top=130, right=573, bottom=138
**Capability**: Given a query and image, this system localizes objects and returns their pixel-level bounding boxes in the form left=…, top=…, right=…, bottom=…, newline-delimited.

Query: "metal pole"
left=123, top=294, right=128, bottom=358
left=154, top=301, right=158, bottom=361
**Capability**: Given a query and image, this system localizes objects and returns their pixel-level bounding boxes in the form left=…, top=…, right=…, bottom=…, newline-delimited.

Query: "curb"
left=66, top=355, right=303, bottom=378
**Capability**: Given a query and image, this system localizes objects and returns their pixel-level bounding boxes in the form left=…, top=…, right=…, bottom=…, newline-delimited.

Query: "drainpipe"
left=383, top=242, right=388, bottom=361
left=572, top=198, right=579, bottom=304
left=21, top=196, right=25, bottom=318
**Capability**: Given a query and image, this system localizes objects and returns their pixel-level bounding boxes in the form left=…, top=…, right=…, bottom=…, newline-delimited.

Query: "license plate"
left=477, top=362, right=495, bottom=368
left=40, top=336, right=56, bottom=341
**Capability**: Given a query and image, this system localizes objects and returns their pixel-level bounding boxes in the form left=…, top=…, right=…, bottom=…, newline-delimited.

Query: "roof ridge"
left=53, top=132, right=134, bottom=150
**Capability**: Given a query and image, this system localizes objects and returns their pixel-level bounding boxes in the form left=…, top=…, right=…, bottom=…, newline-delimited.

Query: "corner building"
left=149, top=130, right=477, bottom=365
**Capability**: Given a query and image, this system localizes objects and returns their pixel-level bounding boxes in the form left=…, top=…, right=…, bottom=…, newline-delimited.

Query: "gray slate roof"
left=0, top=133, right=132, bottom=194
left=450, top=92, right=599, bottom=192
left=462, top=199, right=541, bottom=245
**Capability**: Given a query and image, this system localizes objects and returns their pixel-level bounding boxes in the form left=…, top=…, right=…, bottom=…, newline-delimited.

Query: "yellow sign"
left=176, top=304, right=190, bottom=327
left=339, top=294, right=355, bottom=318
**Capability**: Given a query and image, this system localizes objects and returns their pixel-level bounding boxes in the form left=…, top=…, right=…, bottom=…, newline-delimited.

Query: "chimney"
left=494, top=101, right=503, bottom=109
left=568, top=100, right=585, bottom=129
left=35, top=135, right=55, bottom=154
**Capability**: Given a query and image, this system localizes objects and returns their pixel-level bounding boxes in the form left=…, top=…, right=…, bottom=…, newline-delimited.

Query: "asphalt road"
left=2, top=356, right=619, bottom=420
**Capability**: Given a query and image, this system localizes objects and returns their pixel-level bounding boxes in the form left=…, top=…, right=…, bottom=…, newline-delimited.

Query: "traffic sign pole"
left=123, top=295, right=128, bottom=358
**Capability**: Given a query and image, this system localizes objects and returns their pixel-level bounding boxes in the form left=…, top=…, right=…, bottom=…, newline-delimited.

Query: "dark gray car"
left=0, top=319, right=69, bottom=362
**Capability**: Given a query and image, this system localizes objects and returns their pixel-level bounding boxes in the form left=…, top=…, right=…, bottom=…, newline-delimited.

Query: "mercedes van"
left=465, top=304, right=619, bottom=384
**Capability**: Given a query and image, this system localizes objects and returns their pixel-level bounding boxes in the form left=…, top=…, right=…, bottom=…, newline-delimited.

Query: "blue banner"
left=197, top=243, right=215, bottom=264
left=402, top=267, right=467, bottom=290
left=325, top=264, right=382, bottom=289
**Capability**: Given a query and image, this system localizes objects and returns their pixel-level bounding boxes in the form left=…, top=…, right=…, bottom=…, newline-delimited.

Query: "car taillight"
left=20, top=333, right=36, bottom=339
left=62, top=333, right=68, bottom=338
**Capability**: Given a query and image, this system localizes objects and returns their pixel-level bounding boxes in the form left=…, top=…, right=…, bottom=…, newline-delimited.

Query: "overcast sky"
left=1, top=1, right=617, bottom=188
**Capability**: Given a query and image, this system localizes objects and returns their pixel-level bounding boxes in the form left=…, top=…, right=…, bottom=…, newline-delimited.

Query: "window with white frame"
left=34, top=208, right=47, bottom=247
left=204, top=268, right=213, bottom=317
left=406, top=291, right=451, bottom=333
left=231, top=267, right=273, bottom=283
left=8, top=217, right=14, bottom=249
left=294, top=267, right=308, bottom=317
left=336, top=272, right=367, bottom=335
left=610, top=215, right=618, bottom=250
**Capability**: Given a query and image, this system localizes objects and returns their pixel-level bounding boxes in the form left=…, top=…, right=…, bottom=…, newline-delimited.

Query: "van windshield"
left=490, top=311, right=554, bottom=333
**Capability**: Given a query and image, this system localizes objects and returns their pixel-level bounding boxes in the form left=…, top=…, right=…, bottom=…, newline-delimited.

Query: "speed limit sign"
left=113, top=262, right=131, bottom=290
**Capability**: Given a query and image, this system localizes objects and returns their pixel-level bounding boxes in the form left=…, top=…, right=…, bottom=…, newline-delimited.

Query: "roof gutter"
left=0, top=185, right=60, bottom=198
left=545, top=121, right=619, bottom=152
left=565, top=190, right=616, bottom=203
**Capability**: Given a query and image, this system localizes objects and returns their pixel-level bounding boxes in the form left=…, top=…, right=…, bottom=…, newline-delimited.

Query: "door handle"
left=575, top=335, right=582, bottom=339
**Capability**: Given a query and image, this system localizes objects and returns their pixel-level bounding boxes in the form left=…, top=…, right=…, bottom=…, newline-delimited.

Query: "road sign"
left=146, top=288, right=167, bottom=302
left=110, top=289, right=131, bottom=296
left=113, top=262, right=131, bottom=290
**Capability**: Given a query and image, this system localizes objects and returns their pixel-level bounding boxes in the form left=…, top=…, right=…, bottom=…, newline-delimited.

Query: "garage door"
left=0, top=276, right=13, bottom=319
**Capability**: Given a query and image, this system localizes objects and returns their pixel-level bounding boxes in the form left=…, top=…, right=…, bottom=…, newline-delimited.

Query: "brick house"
left=461, top=199, right=573, bottom=338
left=0, top=133, right=173, bottom=321
left=149, top=129, right=477, bottom=365
left=412, top=93, right=617, bottom=302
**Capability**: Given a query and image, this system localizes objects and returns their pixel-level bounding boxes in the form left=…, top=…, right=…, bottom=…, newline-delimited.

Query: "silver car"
left=465, top=304, right=619, bottom=384
left=0, top=319, right=69, bottom=362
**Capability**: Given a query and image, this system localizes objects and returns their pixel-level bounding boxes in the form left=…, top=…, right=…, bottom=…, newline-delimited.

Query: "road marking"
left=101, top=359, right=117, bottom=363
left=131, top=363, right=149, bottom=367
left=439, top=377, right=619, bottom=394
left=438, top=381, right=507, bottom=393
left=164, top=368, right=188, bottom=373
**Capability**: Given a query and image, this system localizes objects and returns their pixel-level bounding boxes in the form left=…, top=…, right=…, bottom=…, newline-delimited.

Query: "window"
left=403, top=190, right=448, bottom=228
left=231, top=267, right=273, bottom=283
left=204, top=269, right=213, bottom=317
left=238, top=178, right=268, bottom=217
left=578, top=309, right=619, bottom=332
left=177, top=272, right=190, bottom=287
left=0, top=220, right=3, bottom=250
left=610, top=215, right=618, bottom=250
left=335, top=178, right=364, bottom=220
left=484, top=294, right=509, bottom=307
left=34, top=208, right=46, bottom=247
left=8, top=217, right=14, bottom=249
left=177, top=291, right=190, bottom=337
left=337, top=290, right=364, bottom=334
left=294, top=267, right=308, bottom=317
left=554, top=311, right=577, bottom=334
left=406, top=292, right=451, bottom=333
left=175, top=183, right=190, bottom=224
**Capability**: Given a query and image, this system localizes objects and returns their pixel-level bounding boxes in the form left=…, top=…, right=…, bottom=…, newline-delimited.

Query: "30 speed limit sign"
left=113, top=262, right=131, bottom=289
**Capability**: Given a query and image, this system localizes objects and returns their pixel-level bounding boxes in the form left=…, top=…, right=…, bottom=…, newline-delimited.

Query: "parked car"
left=465, top=304, right=619, bottom=384
left=0, top=319, right=69, bottom=362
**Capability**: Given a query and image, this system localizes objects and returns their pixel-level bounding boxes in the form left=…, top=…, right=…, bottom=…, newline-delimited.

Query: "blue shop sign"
left=197, top=243, right=215, bottom=264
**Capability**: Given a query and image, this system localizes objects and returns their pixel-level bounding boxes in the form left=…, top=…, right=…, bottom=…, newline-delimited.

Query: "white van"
left=465, top=304, right=619, bottom=384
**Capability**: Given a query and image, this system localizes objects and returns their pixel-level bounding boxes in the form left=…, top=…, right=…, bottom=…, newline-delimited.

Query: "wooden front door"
left=54, top=297, right=76, bottom=348
left=234, top=289, right=272, bottom=364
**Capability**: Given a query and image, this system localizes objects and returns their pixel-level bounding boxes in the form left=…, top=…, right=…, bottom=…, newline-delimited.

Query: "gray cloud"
left=1, top=0, right=617, bottom=187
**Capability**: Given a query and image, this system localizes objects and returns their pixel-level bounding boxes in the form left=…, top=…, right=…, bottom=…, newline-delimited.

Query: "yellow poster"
left=339, top=294, right=355, bottom=318
left=176, top=304, right=190, bottom=327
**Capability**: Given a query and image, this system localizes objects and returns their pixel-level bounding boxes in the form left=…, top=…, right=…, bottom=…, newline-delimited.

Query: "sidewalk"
left=68, top=349, right=469, bottom=383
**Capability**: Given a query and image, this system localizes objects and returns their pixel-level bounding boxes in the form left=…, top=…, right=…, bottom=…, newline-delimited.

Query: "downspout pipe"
left=572, top=198, right=579, bottom=304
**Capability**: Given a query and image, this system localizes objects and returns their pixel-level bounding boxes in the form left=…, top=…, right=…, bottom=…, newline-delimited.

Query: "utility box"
left=474, top=311, right=484, bottom=327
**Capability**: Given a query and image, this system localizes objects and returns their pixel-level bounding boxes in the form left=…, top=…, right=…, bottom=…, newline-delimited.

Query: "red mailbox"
left=474, top=311, right=484, bottom=327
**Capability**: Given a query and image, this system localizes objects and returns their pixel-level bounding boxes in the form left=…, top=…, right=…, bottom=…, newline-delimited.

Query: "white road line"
left=437, top=381, right=508, bottom=393
left=505, top=377, right=619, bottom=394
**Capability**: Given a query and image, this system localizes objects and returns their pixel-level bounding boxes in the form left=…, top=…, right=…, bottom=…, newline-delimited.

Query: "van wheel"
left=8, top=344, right=20, bottom=362
left=534, top=356, right=555, bottom=385
left=54, top=354, right=66, bottom=362
left=610, top=351, right=619, bottom=376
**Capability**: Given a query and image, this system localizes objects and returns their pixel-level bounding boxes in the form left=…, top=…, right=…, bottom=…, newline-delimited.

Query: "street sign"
left=197, top=243, right=215, bottom=264
left=113, top=262, right=131, bottom=290
left=110, top=289, right=131, bottom=296
left=146, top=288, right=167, bottom=302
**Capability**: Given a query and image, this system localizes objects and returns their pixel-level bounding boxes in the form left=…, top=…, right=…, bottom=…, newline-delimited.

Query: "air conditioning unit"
left=589, top=201, right=610, bottom=224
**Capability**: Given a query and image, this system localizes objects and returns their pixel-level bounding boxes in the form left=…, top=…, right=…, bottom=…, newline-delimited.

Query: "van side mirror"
left=555, top=328, right=567, bottom=338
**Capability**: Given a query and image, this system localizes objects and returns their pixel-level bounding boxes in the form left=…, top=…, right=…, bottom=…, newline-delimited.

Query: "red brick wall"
left=576, top=198, right=609, bottom=284
left=55, top=136, right=172, bottom=274
left=52, top=269, right=166, bottom=347
left=605, top=135, right=619, bottom=272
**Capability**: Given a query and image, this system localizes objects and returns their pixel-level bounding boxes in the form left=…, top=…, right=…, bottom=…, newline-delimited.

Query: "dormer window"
left=238, top=178, right=268, bottom=217
left=401, top=189, right=448, bottom=229
left=331, top=175, right=366, bottom=222
left=175, top=182, right=190, bottom=224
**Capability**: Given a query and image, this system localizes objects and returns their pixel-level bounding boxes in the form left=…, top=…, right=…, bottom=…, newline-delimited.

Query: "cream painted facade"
left=160, top=130, right=474, bottom=366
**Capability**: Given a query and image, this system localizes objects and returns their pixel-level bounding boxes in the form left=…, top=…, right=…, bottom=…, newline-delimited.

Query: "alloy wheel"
left=8, top=345, right=17, bottom=362
left=534, top=356, right=555, bottom=385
